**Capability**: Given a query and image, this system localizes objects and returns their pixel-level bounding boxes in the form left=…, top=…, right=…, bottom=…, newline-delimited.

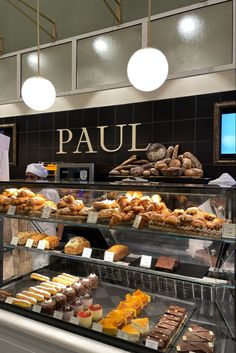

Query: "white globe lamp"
left=127, top=47, right=168, bottom=92
left=21, top=76, right=56, bottom=111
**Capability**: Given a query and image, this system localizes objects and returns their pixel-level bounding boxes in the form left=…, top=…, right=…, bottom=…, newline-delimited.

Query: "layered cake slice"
left=122, top=324, right=140, bottom=342
left=131, top=317, right=149, bottom=334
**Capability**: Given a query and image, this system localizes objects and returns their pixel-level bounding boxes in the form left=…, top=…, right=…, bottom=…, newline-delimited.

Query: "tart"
left=131, top=317, right=149, bottom=334
left=122, top=324, right=140, bottom=342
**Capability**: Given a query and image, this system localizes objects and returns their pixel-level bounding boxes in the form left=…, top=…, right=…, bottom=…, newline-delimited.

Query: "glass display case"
left=0, top=180, right=235, bottom=353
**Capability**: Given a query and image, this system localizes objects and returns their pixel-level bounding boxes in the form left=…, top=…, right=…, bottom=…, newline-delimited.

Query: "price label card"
left=222, top=224, right=236, bottom=238
left=37, top=240, right=46, bottom=250
left=10, top=236, right=19, bottom=246
left=133, top=215, right=142, bottom=229
left=5, top=297, right=14, bottom=304
left=25, top=239, right=34, bottom=248
left=92, top=322, right=103, bottom=332
left=7, top=205, right=16, bottom=216
left=32, top=304, right=42, bottom=313
left=82, top=247, right=92, bottom=258
left=53, top=311, right=63, bottom=320
left=116, top=329, right=129, bottom=341
left=41, top=207, right=52, bottom=219
left=70, top=316, right=79, bottom=325
left=87, top=212, right=98, bottom=224
left=140, top=255, right=152, bottom=268
left=104, top=251, right=114, bottom=262
left=145, top=338, right=159, bottom=350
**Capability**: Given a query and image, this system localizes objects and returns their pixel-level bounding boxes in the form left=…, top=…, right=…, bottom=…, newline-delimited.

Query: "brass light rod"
left=102, top=0, right=121, bottom=25
left=0, top=35, right=4, bottom=55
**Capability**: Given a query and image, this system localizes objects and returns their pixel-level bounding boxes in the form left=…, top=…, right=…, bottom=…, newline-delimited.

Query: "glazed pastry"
left=16, top=293, right=37, bottom=305
left=121, top=324, right=140, bottom=342
left=63, top=305, right=73, bottom=321
left=64, top=236, right=90, bottom=255
left=61, top=273, right=80, bottom=282
left=106, top=244, right=129, bottom=261
left=0, top=289, right=12, bottom=301
left=21, top=290, right=44, bottom=302
left=30, top=272, right=50, bottom=282
left=29, top=287, right=51, bottom=299
left=36, top=285, right=57, bottom=295
left=52, top=276, right=73, bottom=287
left=12, top=298, right=32, bottom=309
left=41, top=299, right=56, bottom=315
left=52, top=293, right=67, bottom=310
left=131, top=317, right=149, bottom=334
left=42, top=281, right=66, bottom=291
left=89, top=304, right=103, bottom=321
left=78, top=307, right=92, bottom=328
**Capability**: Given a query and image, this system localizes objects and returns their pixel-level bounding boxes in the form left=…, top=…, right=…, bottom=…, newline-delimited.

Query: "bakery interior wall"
left=2, top=89, right=236, bottom=180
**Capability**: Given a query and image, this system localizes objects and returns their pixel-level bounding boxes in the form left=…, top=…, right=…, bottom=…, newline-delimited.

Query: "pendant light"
left=21, top=0, right=56, bottom=111
left=127, top=0, right=168, bottom=92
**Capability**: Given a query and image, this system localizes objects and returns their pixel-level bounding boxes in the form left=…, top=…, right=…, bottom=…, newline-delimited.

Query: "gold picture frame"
left=213, top=100, right=236, bottom=166
left=0, top=123, right=17, bottom=166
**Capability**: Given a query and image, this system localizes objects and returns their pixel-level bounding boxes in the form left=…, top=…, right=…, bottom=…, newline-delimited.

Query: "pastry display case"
left=0, top=180, right=235, bottom=353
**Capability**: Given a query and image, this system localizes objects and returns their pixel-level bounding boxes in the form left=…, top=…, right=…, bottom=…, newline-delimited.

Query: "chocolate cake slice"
left=155, top=256, right=180, bottom=272
left=159, top=317, right=180, bottom=327
left=176, top=342, right=198, bottom=352
left=189, top=324, right=212, bottom=333
left=169, top=305, right=186, bottom=314
left=152, top=326, right=173, bottom=337
left=163, top=313, right=182, bottom=323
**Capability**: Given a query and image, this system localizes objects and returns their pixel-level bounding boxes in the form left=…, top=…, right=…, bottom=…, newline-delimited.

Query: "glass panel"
left=77, top=25, right=141, bottom=89
left=21, top=43, right=72, bottom=93
left=151, top=1, right=233, bottom=74
left=0, top=56, right=17, bottom=102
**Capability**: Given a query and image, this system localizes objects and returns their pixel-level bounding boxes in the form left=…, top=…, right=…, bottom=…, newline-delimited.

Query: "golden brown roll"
left=106, top=244, right=129, bottom=261
left=64, top=236, right=90, bottom=255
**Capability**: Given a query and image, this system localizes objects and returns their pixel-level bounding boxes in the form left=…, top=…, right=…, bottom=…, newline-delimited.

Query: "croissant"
left=17, top=188, right=35, bottom=198
left=130, top=198, right=141, bottom=207
left=109, top=210, right=125, bottom=227
left=27, top=195, right=45, bottom=206
left=12, top=197, right=29, bottom=205
left=164, top=215, right=180, bottom=226
left=191, top=219, right=206, bottom=229
left=2, top=188, right=18, bottom=197
left=149, top=212, right=165, bottom=223
left=0, top=195, right=8, bottom=205
left=123, top=211, right=135, bottom=222
left=62, top=195, right=74, bottom=204
left=69, top=200, right=84, bottom=212
left=117, top=196, right=130, bottom=210
left=132, top=205, right=145, bottom=214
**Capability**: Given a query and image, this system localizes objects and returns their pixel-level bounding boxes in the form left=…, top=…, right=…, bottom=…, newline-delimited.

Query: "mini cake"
left=131, top=317, right=149, bottom=334
left=89, top=304, right=103, bottom=321
left=52, top=293, right=67, bottom=310
left=83, top=293, right=93, bottom=307
left=80, top=278, right=91, bottom=291
left=87, top=273, right=99, bottom=289
left=73, top=298, right=84, bottom=317
left=63, top=305, right=73, bottom=321
left=72, top=282, right=85, bottom=296
left=61, top=287, right=76, bottom=303
left=122, top=324, right=140, bottom=343
left=78, top=307, right=92, bottom=328
left=41, top=299, right=56, bottom=315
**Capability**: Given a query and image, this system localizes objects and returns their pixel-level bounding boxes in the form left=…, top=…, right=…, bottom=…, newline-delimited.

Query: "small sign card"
left=41, top=206, right=52, bottom=219
left=145, top=338, right=159, bottom=350
left=7, top=205, right=16, bottom=216
left=133, top=215, right=142, bottom=229
left=70, top=316, right=79, bottom=325
left=222, top=223, right=236, bottom=238
left=32, top=304, right=42, bottom=313
left=82, top=247, right=92, bottom=258
left=104, top=251, right=114, bottom=262
left=87, top=211, right=98, bottom=224
left=10, top=236, right=19, bottom=246
left=25, top=239, right=34, bottom=248
left=5, top=297, right=14, bottom=304
left=37, top=240, right=46, bottom=250
left=53, top=311, right=63, bottom=320
left=92, top=322, right=103, bottom=332
left=140, top=255, right=152, bottom=268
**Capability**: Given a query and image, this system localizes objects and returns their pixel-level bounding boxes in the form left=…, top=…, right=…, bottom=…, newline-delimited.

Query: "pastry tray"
left=0, top=269, right=197, bottom=353
left=129, top=258, right=210, bottom=279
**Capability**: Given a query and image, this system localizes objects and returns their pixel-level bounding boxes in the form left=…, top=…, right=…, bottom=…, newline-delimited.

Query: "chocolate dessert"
left=155, top=256, right=179, bottom=272
left=41, top=299, right=56, bottom=315
left=52, top=293, right=67, bottom=310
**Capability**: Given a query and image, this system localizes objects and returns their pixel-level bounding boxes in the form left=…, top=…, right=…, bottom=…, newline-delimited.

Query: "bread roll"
left=64, top=236, right=90, bottom=255
left=183, top=152, right=202, bottom=169
left=106, top=245, right=129, bottom=261
left=169, top=159, right=181, bottom=168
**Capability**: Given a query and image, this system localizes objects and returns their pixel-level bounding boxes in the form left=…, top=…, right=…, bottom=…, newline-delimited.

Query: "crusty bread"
left=64, top=236, right=90, bottom=255
left=107, top=244, right=129, bottom=261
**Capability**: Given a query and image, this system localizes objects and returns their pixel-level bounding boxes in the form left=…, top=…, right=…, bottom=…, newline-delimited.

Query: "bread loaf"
left=169, top=159, right=181, bottom=168
left=44, top=236, right=60, bottom=250
left=106, top=244, right=129, bottom=261
left=64, top=236, right=90, bottom=255
left=183, top=152, right=202, bottom=169
left=184, top=168, right=203, bottom=177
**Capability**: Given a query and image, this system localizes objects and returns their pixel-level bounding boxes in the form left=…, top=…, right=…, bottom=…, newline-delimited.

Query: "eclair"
left=16, top=293, right=37, bottom=305
left=21, top=290, right=44, bottom=302
left=12, top=298, right=32, bottom=308
left=29, top=287, right=51, bottom=299
left=30, top=273, right=50, bottom=282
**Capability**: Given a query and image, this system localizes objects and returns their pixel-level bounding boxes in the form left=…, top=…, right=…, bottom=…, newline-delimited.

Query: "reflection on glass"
left=93, top=37, right=109, bottom=55
left=177, top=15, right=205, bottom=41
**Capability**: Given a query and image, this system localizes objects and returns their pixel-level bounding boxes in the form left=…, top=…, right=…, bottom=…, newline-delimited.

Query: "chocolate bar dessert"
left=176, top=324, right=215, bottom=353
left=155, top=256, right=180, bottom=272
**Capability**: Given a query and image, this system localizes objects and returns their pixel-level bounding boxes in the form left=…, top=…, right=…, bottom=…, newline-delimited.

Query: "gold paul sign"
left=56, top=123, right=150, bottom=154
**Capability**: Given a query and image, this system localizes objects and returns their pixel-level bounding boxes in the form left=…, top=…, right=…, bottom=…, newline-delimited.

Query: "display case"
left=0, top=180, right=235, bottom=353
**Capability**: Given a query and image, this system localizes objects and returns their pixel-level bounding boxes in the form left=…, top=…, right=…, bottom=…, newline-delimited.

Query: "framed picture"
left=0, top=123, right=17, bottom=165
left=213, top=101, right=236, bottom=166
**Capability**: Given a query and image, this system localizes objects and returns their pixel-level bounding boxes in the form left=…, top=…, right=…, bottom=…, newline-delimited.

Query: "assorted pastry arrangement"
left=176, top=323, right=215, bottom=353
left=109, top=144, right=204, bottom=178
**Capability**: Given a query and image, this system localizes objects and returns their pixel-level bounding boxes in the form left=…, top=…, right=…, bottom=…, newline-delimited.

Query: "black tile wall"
left=5, top=89, right=236, bottom=180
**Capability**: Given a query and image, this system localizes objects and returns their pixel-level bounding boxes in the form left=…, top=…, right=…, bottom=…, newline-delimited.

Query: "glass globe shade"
left=21, top=76, right=56, bottom=111
left=127, top=47, right=169, bottom=92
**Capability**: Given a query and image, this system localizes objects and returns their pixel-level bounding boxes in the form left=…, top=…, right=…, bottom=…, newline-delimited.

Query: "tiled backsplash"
left=2, top=89, right=236, bottom=180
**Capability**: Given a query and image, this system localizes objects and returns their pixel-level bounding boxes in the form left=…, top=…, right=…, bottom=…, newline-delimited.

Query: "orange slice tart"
left=117, top=301, right=138, bottom=317
left=132, top=289, right=151, bottom=306
left=99, top=318, right=118, bottom=336
left=122, top=324, right=140, bottom=342
left=106, top=310, right=127, bottom=328
left=131, top=317, right=150, bottom=334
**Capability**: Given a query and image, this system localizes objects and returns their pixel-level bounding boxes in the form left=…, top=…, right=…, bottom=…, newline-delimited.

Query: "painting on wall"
left=0, top=123, right=16, bottom=165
